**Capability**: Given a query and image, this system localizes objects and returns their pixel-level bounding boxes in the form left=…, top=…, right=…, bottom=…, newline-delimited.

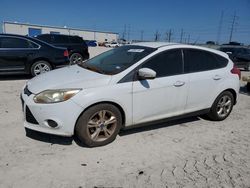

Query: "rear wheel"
left=207, top=91, right=234, bottom=121
left=30, top=60, right=52, bottom=77
left=75, top=104, right=122, bottom=147
left=70, top=53, right=83, bottom=65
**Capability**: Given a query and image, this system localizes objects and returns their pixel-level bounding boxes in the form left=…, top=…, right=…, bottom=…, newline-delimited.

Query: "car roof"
left=36, top=34, right=80, bottom=38
left=0, top=33, right=30, bottom=38
left=131, top=42, right=178, bottom=48
left=131, top=42, right=229, bottom=58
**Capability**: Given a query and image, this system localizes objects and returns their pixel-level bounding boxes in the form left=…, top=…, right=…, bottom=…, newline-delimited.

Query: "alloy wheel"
left=216, top=95, right=232, bottom=118
left=34, top=63, right=51, bottom=75
left=87, top=110, right=117, bottom=142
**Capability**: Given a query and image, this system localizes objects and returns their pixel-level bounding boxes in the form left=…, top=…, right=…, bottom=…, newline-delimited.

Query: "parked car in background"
left=21, top=42, right=240, bottom=147
left=0, top=34, right=69, bottom=76
left=86, top=40, right=98, bottom=47
left=35, top=34, right=89, bottom=64
left=218, top=46, right=250, bottom=71
left=105, top=42, right=121, bottom=48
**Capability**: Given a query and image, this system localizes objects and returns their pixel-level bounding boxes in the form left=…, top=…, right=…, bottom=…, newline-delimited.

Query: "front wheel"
left=75, top=104, right=122, bottom=147
left=30, top=61, right=52, bottom=77
left=207, top=91, right=234, bottom=121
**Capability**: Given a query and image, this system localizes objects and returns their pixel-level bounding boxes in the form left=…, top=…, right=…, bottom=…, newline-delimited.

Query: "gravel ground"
left=0, top=47, right=250, bottom=188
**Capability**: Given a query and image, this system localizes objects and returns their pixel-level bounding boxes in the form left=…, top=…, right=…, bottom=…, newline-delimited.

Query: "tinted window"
left=36, top=35, right=51, bottom=43
left=184, top=49, right=227, bottom=73
left=0, top=37, right=36, bottom=48
left=69, top=36, right=83, bottom=43
left=52, top=35, right=69, bottom=44
left=141, top=49, right=183, bottom=77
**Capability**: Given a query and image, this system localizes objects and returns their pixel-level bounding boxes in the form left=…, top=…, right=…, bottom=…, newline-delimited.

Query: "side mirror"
left=138, top=68, right=156, bottom=80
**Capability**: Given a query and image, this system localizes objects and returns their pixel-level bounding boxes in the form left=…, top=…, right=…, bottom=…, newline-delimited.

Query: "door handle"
left=213, top=75, right=222, bottom=80
left=173, top=81, right=185, bottom=87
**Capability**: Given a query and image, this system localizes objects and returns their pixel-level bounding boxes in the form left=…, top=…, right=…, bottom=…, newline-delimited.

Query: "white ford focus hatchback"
left=21, top=42, right=240, bottom=147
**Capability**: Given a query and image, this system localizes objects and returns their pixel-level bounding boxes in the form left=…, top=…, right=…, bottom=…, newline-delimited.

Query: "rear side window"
left=0, top=37, right=37, bottom=48
left=36, top=35, right=51, bottom=43
left=69, top=36, right=83, bottom=43
left=142, top=49, right=183, bottom=77
left=184, top=49, right=228, bottom=73
left=52, top=35, right=69, bottom=44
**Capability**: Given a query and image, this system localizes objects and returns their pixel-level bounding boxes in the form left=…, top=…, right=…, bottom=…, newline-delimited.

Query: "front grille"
left=24, top=86, right=32, bottom=96
left=25, top=106, right=38, bottom=124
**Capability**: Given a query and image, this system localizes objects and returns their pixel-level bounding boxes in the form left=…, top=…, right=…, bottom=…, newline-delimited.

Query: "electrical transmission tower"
left=216, top=11, right=224, bottom=45
left=229, top=12, right=238, bottom=42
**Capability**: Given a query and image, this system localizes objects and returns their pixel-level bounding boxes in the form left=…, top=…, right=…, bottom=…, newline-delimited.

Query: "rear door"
left=132, top=49, right=189, bottom=124
left=183, top=49, right=228, bottom=112
left=0, top=37, right=39, bottom=72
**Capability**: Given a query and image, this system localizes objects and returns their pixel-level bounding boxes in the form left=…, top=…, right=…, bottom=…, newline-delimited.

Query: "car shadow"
left=119, top=116, right=200, bottom=137
left=25, top=116, right=201, bottom=147
left=240, top=86, right=250, bottom=96
left=0, top=75, right=32, bottom=81
left=25, top=128, right=73, bottom=146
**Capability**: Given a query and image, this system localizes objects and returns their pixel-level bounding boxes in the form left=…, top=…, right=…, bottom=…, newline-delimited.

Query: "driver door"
left=132, top=49, right=188, bottom=124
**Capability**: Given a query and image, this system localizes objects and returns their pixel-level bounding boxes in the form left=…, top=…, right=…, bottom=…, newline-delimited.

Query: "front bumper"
left=21, top=87, right=83, bottom=136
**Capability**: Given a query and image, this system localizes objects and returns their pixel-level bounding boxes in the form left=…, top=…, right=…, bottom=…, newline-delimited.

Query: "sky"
left=0, top=0, right=250, bottom=44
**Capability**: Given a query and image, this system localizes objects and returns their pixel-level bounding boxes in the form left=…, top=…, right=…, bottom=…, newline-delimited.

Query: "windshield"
left=78, top=45, right=156, bottom=75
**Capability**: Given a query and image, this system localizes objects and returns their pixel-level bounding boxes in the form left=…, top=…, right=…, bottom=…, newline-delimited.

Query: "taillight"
left=231, top=65, right=241, bottom=79
left=63, top=50, right=69, bottom=57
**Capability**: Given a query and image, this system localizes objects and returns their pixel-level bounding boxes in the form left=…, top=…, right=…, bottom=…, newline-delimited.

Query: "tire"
left=244, top=63, right=250, bottom=71
left=30, top=60, right=52, bottom=77
left=247, top=82, right=250, bottom=92
left=207, top=91, right=234, bottom=121
left=69, top=53, right=83, bottom=65
left=75, top=104, right=122, bottom=147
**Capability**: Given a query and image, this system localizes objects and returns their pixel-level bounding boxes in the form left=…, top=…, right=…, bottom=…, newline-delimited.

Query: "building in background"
left=2, top=21, right=119, bottom=42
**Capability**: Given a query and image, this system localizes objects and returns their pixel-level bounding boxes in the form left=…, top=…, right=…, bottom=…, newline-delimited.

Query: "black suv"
left=0, top=34, right=69, bottom=76
left=35, top=34, right=89, bottom=64
left=218, top=46, right=250, bottom=71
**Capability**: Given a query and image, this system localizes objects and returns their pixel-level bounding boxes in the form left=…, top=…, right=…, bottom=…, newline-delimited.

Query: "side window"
left=141, top=49, right=183, bottom=77
left=184, top=49, right=216, bottom=73
left=0, top=37, right=30, bottom=48
left=36, top=35, right=51, bottom=43
left=53, top=35, right=68, bottom=44
left=69, top=36, right=83, bottom=44
left=184, top=49, right=227, bottom=73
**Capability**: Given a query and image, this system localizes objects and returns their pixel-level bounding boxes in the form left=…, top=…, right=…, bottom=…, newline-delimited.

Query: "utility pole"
left=128, top=24, right=131, bottom=42
left=216, top=11, right=224, bottom=45
left=229, top=12, right=238, bottom=43
left=122, top=24, right=127, bottom=40
left=168, top=29, right=173, bottom=42
left=154, top=30, right=160, bottom=41
left=187, top=34, right=190, bottom=44
left=140, top=30, right=144, bottom=41
left=180, top=29, right=184, bottom=43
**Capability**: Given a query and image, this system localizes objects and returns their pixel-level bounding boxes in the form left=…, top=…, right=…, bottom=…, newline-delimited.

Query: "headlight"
left=33, top=89, right=81, bottom=104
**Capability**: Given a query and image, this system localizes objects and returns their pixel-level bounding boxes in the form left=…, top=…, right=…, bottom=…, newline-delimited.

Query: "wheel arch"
left=218, top=88, right=237, bottom=105
left=74, top=101, right=126, bottom=132
left=30, top=58, right=54, bottom=70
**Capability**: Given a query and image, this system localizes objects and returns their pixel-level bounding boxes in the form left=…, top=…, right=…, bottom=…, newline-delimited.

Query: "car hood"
left=27, top=65, right=112, bottom=94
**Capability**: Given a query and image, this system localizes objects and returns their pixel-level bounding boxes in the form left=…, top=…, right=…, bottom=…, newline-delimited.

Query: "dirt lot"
left=0, top=47, right=250, bottom=188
